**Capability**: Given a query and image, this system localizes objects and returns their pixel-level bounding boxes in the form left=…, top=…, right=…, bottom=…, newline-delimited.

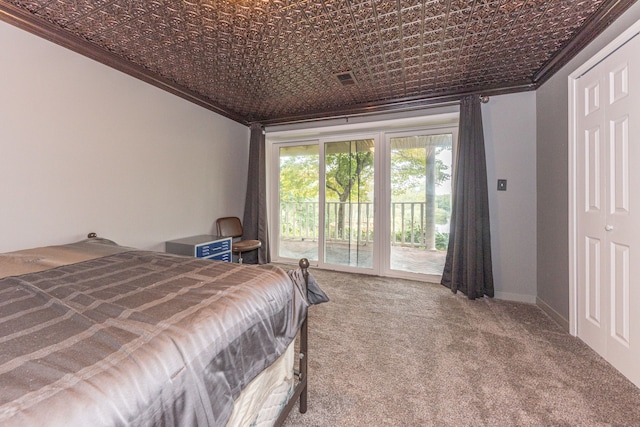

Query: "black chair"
left=216, top=217, right=262, bottom=264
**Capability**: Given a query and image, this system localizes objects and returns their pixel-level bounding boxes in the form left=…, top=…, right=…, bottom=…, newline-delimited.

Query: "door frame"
left=568, top=19, right=640, bottom=336
left=266, top=111, right=460, bottom=279
left=319, top=132, right=381, bottom=275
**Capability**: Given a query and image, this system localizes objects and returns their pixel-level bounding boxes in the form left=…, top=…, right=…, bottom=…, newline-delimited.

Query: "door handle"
left=605, top=225, right=614, bottom=232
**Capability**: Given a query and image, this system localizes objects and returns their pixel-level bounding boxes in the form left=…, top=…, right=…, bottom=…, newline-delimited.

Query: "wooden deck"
left=277, top=239, right=446, bottom=276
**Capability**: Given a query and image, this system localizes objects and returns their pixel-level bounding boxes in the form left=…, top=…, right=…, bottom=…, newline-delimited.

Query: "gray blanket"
left=0, top=250, right=308, bottom=426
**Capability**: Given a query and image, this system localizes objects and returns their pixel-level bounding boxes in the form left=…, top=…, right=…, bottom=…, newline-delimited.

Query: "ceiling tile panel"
left=1, top=0, right=636, bottom=123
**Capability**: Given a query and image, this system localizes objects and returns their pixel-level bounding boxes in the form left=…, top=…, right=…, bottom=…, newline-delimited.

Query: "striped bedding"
left=0, top=239, right=308, bottom=427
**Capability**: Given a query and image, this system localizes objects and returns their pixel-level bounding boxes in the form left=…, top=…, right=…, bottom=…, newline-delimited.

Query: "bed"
left=0, top=235, right=326, bottom=426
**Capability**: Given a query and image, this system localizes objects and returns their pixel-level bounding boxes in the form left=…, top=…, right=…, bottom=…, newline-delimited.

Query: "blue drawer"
left=208, top=251, right=232, bottom=262
left=196, top=239, right=231, bottom=258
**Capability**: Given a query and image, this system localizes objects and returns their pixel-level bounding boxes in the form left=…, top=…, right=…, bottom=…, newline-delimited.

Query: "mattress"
left=227, top=340, right=294, bottom=427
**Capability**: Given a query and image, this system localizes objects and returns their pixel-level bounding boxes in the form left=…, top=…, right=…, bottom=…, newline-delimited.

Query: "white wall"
left=483, top=92, right=537, bottom=302
left=0, top=20, right=249, bottom=253
left=536, top=4, right=640, bottom=328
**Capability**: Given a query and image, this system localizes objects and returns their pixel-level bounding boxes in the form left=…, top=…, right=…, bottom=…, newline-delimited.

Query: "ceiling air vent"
left=335, top=71, right=357, bottom=86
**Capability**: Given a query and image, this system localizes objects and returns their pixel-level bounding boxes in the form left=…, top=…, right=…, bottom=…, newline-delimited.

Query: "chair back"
left=216, top=217, right=244, bottom=238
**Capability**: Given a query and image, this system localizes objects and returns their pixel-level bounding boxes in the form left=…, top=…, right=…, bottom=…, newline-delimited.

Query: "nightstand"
left=165, top=235, right=232, bottom=262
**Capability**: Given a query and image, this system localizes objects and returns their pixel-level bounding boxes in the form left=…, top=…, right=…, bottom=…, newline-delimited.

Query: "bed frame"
left=274, top=257, right=310, bottom=426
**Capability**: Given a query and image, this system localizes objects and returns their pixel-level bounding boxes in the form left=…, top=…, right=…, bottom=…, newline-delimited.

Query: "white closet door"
left=576, top=58, right=607, bottom=357
left=576, top=33, right=640, bottom=387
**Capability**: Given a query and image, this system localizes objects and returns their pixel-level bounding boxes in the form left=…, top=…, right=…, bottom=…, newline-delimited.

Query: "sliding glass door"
left=277, top=143, right=319, bottom=262
left=324, top=139, right=375, bottom=269
left=385, top=131, right=454, bottom=279
left=274, top=136, right=377, bottom=273
left=272, top=126, right=455, bottom=280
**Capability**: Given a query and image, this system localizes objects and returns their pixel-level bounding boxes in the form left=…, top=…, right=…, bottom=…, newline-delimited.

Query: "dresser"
left=165, top=235, right=232, bottom=262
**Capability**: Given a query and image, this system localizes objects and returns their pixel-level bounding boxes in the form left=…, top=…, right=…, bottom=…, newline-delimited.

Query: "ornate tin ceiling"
left=0, top=0, right=636, bottom=124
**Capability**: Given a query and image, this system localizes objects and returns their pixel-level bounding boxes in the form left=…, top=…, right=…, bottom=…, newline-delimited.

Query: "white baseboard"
left=536, top=297, right=570, bottom=332
left=493, top=291, right=536, bottom=304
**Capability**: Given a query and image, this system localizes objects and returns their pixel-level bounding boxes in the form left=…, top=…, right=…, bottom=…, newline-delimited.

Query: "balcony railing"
left=280, top=201, right=447, bottom=250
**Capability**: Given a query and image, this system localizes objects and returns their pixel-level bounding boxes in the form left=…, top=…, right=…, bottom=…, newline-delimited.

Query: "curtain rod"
left=262, top=99, right=461, bottom=128
left=260, top=94, right=494, bottom=128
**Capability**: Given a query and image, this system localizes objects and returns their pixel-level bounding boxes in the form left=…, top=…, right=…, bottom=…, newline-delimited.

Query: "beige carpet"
left=282, top=267, right=640, bottom=426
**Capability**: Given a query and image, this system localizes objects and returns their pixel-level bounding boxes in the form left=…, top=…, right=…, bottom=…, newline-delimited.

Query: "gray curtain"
left=441, top=95, right=494, bottom=299
left=241, top=123, right=270, bottom=264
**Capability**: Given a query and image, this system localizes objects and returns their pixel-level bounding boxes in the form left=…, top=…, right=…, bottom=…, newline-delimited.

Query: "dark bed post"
left=274, top=258, right=310, bottom=426
left=299, top=258, right=309, bottom=413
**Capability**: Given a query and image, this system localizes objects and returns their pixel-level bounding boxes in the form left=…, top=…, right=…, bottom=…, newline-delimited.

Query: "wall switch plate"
left=497, top=179, right=507, bottom=191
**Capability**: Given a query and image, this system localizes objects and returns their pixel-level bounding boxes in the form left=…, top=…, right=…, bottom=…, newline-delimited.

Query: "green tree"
left=325, top=140, right=374, bottom=238
left=278, top=137, right=451, bottom=250
left=391, top=145, right=450, bottom=198
left=279, top=154, right=318, bottom=202
left=390, top=136, right=452, bottom=250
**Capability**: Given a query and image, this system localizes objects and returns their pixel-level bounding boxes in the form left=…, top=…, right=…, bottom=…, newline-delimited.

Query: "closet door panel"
left=577, top=67, right=608, bottom=357
left=575, top=32, right=640, bottom=387
left=610, top=242, right=630, bottom=346
left=600, top=37, right=640, bottom=384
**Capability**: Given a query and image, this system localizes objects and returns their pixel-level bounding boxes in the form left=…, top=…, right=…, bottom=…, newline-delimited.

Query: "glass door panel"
left=277, top=144, right=319, bottom=261
left=324, top=139, right=375, bottom=269
left=389, top=134, right=452, bottom=275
